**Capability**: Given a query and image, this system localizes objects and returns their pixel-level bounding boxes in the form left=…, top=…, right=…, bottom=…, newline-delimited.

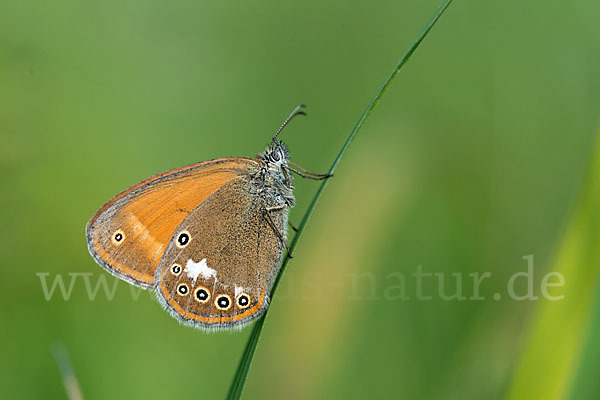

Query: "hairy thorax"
left=249, top=164, right=295, bottom=209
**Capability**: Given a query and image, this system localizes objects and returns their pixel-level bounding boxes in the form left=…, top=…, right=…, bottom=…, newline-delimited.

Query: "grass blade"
left=504, top=126, right=600, bottom=400
left=51, top=342, right=84, bottom=400
left=226, top=1, right=455, bottom=398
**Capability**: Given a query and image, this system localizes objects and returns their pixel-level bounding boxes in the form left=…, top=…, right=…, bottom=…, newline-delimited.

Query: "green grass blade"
left=226, top=1, right=455, bottom=398
left=504, top=126, right=600, bottom=400
left=51, top=342, right=84, bottom=400
left=570, top=279, right=600, bottom=399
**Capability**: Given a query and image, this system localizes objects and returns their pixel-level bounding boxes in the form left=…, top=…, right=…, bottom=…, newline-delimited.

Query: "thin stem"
left=226, top=1, right=454, bottom=398
left=51, top=342, right=84, bottom=400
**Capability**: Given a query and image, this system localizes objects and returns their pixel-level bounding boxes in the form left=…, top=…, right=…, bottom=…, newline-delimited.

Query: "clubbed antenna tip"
left=272, top=104, right=307, bottom=143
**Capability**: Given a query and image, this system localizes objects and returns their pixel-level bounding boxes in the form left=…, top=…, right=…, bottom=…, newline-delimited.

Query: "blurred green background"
left=2, top=0, right=600, bottom=398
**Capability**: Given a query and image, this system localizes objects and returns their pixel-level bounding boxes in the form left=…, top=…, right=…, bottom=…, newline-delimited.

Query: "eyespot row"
left=175, top=283, right=251, bottom=311
left=112, top=229, right=250, bottom=311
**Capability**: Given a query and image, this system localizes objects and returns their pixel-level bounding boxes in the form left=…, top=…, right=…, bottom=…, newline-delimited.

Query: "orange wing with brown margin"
left=86, top=157, right=259, bottom=288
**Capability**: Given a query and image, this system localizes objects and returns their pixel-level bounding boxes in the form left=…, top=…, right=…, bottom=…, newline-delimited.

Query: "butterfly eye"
left=194, top=287, right=210, bottom=303
left=170, top=264, right=182, bottom=276
left=236, top=293, right=251, bottom=309
left=177, top=283, right=189, bottom=296
left=111, top=230, right=125, bottom=245
left=176, top=231, right=190, bottom=248
left=215, top=294, right=232, bottom=310
left=271, top=151, right=281, bottom=162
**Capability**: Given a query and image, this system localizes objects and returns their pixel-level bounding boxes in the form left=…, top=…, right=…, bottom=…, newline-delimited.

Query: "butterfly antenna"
left=272, top=104, right=307, bottom=143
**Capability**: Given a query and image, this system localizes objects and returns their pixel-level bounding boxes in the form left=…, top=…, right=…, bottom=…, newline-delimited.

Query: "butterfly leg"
left=288, top=220, right=298, bottom=232
left=281, top=166, right=293, bottom=187
left=263, top=206, right=293, bottom=259
left=284, top=165, right=333, bottom=181
left=288, top=161, right=332, bottom=178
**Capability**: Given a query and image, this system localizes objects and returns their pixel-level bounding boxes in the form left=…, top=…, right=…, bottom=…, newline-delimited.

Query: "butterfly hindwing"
left=156, top=177, right=286, bottom=329
left=86, top=158, right=258, bottom=288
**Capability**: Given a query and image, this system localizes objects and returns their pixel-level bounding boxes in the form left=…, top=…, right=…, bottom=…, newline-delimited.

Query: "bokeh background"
left=2, top=0, right=600, bottom=398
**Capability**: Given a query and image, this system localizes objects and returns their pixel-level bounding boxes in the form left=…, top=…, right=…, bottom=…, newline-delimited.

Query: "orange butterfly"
left=86, top=105, right=330, bottom=330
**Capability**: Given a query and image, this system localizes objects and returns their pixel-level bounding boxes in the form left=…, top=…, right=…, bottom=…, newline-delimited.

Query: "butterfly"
left=86, top=104, right=330, bottom=330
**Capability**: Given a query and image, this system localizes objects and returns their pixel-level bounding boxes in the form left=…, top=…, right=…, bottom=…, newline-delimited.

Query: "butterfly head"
left=261, top=140, right=290, bottom=168
left=260, top=104, right=305, bottom=170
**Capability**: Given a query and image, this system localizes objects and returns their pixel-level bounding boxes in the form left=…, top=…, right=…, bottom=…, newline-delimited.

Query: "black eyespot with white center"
left=194, top=287, right=210, bottom=303
left=176, top=231, right=190, bottom=248
left=111, top=230, right=125, bottom=245
left=236, top=293, right=251, bottom=309
left=170, top=263, right=181, bottom=276
left=215, top=294, right=231, bottom=310
left=177, top=283, right=189, bottom=296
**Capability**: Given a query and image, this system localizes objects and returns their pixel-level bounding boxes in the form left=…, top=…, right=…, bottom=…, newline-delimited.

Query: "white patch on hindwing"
left=235, top=285, right=244, bottom=296
left=184, top=258, right=217, bottom=282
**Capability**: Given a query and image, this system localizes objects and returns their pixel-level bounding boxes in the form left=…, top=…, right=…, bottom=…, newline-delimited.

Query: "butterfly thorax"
left=253, top=141, right=295, bottom=208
